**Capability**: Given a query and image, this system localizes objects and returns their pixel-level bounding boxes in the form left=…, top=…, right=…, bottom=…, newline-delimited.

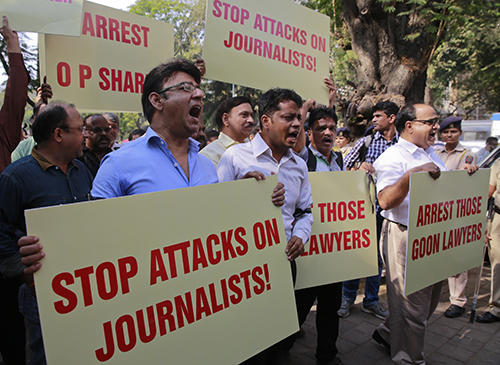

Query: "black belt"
left=384, top=218, right=408, bottom=230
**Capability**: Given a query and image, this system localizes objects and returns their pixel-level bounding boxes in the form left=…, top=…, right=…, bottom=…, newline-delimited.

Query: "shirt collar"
left=147, top=127, right=200, bottom=154
left=252, top=133, right=297, bottom=163
left=309, top=144, right=337, bottom=163
left=373, top=130, right=399, bottom=142
left=399, top=137, right=435, bottom=155
left=218, top=132, right=239, bottom=148
left=31, top=147, right=79, bottom=171
left=448, top=142, right=466, bottom=152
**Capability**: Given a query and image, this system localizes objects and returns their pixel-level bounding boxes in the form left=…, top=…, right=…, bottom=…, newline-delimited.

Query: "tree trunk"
left=341, top=0, right=432, bottom=118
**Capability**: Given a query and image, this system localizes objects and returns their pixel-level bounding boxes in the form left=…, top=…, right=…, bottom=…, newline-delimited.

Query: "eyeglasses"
left=85, top=126, right=111, bottom=134
left=413, top=118, right=440, bottom=127
left=157, top=82, right=205, bottom=98
left=62, top=126, right=84, bottom=133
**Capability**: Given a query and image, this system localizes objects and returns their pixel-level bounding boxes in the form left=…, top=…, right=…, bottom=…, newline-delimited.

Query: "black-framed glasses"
left=85, top=126, right=111, bottom=134
left=157, top=82, right=205, bottom=98
left=413, top=118, right=440, bottom=127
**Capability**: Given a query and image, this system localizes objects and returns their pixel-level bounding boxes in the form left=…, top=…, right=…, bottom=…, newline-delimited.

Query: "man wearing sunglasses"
left=372, top=103, right=477, bottom=364
left=77, top=114, right=113, bottom=177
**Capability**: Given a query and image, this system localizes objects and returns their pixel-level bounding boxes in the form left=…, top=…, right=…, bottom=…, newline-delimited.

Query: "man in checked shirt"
left=338, top=101, right=399, bottom=320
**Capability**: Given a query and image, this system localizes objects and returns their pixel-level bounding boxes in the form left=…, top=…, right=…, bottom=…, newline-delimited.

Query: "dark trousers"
left=0, top=274, right=26, bottom=365
left=287, top=282, right=343, bottom=361
left=240, top=261, right=297, bottom=365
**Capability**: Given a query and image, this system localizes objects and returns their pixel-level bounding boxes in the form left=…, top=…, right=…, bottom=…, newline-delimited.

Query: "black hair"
left=206, top=129, right=220, bottom=140
left=32, top=104, right=69, bottom=144
left=307, top=106, right=337, bottom=130
left=395, top=104, right=417, bottom=134
left=215, top=96, right=254, bottom=131
left=487, top=136, right=499, bottom=144
left=373, top=100, right=399, bottom=118
left=141, top=58, right=201, bottom=123
left=128, top=128, right=146, bottom=141
left=258, top=88, right=303, bottom=127
left=83, top=114, right=106, bottom=126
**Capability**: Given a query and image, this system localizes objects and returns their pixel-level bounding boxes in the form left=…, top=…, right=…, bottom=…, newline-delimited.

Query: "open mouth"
left=287, top=131, right=299, bottom=142
left=189, top=105, right=202, bottom=119
left=322, top=136, right=333, bottom=143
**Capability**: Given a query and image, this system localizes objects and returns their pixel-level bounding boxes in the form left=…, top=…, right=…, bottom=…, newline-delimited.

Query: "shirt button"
left=74, top=197, right=77, bottom=200
left=174, top=163, right=178, bottom=167
left=55, top=166, right=59, bottom=170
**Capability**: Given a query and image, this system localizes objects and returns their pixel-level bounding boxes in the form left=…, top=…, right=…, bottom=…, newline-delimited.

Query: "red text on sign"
left=94, top=264, right=271, bottom=362
left=81, top=12, right=150, bottom=47
left=317, top=200, right=366, bottom=223
left=51, top=256, right=138, bottom=314
left=212, top=0, right=250, bottom=25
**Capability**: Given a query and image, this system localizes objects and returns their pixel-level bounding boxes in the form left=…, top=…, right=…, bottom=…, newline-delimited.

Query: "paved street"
left=291, top=266, right=500, bottom=364
left=2, top=267, right=497, bottom=364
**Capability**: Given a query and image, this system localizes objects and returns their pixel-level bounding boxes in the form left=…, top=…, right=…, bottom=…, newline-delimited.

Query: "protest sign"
left=295, top=171, right=378, bottom=290
left=39, top=0, right=174, bottom=113
left=25, top=177, right=298, bottom=364
left=405, top=169, right=489, bottom=296
left=203, top=0, right=331, bottom=105
left=0, top=0, right=84, bottom=36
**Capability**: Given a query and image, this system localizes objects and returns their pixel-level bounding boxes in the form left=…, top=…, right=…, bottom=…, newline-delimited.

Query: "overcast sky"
left=0, top=0, right=138, bottom=86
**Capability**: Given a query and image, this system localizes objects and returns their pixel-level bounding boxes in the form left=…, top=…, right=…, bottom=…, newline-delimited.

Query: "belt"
left=384, top=218, right=408, bottom=230
left=494, top=205, right=500, bottom=215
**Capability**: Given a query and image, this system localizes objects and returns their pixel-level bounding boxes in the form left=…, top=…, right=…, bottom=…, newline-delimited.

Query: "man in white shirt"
left=218, top=88, right=313, bottom=364
left=200, top=96, right=254, bottom=167
left=372, top=103, right=447, bottom=365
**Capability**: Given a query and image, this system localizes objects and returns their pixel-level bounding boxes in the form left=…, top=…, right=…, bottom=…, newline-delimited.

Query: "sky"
left=0, top=0, right=137, bottom=86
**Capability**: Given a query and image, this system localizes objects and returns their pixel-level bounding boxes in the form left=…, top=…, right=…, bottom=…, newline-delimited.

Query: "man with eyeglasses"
left=77, top=114, right=113, bottom=177
left=88, top=58, right=219, bottom=197
left=0, top=103, right=93, bottom=364
left=371, top=103, right=477, bottom=364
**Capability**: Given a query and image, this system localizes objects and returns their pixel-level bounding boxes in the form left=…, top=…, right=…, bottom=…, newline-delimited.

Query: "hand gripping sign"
left=26, top=177, right=298, bottom=364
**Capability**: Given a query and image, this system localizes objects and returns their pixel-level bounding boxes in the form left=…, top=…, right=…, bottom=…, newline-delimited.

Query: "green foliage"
left=129, top=0, right=205, bottom=58
left=117, top=113, right=148, bottom=140
left=429, top=0, right=500, bottom=114
left=0, top=33, right=39, bottom=103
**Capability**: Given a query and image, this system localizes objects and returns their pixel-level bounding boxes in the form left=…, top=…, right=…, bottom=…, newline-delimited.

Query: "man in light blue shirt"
left=92, top=59, right=217, bottom=198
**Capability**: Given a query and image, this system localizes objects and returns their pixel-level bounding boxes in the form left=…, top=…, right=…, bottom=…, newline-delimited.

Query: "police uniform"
left=336, top=127, right=352, bottom=158
left=435, top=117, right=477, bottom=316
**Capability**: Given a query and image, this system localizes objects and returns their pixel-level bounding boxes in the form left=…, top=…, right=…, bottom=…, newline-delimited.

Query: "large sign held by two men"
left=296, top=171, right=378, bottom=290
left=39, top=0, right=174, bottom=113
left=26, top=177, right=298, bottom=364
left=203, top=0, right=331, bottom=105
left=405, top=169, right=490, bottom=296
left=0, top=0, right=84, bottom=36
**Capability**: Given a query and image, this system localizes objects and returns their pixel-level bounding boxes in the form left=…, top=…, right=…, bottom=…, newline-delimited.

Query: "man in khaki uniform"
left=434, top=116, right=477, bottom=318
left=477, top=160, right=500, bottom=323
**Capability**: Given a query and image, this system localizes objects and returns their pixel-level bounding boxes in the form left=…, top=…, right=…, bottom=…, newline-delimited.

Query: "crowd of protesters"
left=1, top=14, right=499, bottom=365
